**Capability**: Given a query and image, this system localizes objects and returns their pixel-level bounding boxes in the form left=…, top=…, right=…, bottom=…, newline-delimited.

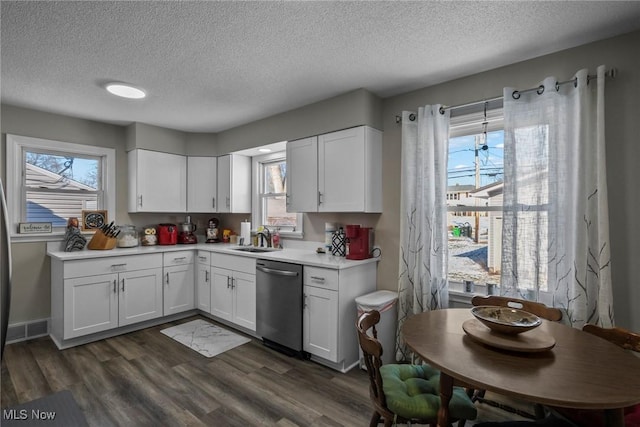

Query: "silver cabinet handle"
left=318, top=191, right=322, bottom=205
left=139, top=195, right=143, bottom=207
left=303, top=293, right=308, bottom=308
left=205, top=270, right=209, bottom=282
left=111, top=263, right=127, bottom=270
left=113, top=279, right=117, bottom=293
left=256, top=266, right=299, bottom=277
left=226, top=276, right=231, bottom=288
left=173, top=257, right=187, bottom=262
left=121, top=278, right=125, bottom=292
left=199, top=256, right=207, bottom=261
left=226, top=196, right=230, bottom=208
left=231, top=277, right=235, bottom=289
left=212, top=197, right=216, bottom=209
left=166, top=272, right=170, bottom=285
left=310, top=276, right=325, bottom=282
left=286, top=193, right=290, bottom=206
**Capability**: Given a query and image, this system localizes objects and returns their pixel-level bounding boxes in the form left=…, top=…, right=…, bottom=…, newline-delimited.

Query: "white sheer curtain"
left=396, top=106, right=450, bottom=361
left=501, top=65, right=613, bottom=328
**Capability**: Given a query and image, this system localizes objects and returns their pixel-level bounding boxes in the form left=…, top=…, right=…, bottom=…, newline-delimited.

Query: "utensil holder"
left=87, top=230, right=117, bottom=250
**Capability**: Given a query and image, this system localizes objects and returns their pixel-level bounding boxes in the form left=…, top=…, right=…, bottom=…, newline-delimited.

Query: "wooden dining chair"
left=469, top=296, right=563, bottom=419
left=356, top=310, right=477, bottom=427
left=551, top=324, right=640, bottom=427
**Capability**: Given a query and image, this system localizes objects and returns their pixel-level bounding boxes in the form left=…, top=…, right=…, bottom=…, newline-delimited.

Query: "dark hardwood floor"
left=2, top=315, right=530, bottom=426
left=1, top=315, right=373, bottom=426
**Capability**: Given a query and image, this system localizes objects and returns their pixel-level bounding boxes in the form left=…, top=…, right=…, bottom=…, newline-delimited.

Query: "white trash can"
left=355, top=290, right=398, bottom=369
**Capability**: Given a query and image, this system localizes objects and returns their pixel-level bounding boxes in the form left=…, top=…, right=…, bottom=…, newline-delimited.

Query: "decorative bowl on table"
left=471, top=306, right=542, bottom=335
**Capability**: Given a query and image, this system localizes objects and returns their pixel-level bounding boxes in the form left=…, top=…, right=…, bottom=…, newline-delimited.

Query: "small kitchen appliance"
left=178, top=215, right=198, bottom=244
left=345, top=224, right=374, bottom=260
left=157, top=223, right=178, bottom=245
left=205, top=217, right=220, bottom=243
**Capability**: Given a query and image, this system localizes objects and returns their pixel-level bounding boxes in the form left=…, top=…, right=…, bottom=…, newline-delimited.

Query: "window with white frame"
left=447, top=106, right=505, bottom=290
left=252, top=152, right=302, bottom=235
left=6, top=134, right=116, bottom=238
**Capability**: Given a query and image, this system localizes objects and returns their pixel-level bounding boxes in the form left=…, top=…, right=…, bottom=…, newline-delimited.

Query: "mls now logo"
left=3, top=408, right=56, bottom=420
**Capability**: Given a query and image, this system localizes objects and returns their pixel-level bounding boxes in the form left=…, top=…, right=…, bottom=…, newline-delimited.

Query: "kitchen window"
left=252, top=152, right=302, bottom=237
left=6, top=134, right=115, bottom=240
left=447, top=106, right=505, bottom=292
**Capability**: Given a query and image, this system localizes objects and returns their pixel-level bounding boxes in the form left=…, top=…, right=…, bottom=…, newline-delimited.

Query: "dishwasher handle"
left=256, top=265, right=299, bottom=277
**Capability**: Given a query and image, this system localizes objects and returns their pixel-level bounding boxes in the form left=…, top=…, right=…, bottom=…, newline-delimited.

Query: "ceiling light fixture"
left=105, top=83, right=146, bottom=99
left=258, top=148, right=272, bottom=153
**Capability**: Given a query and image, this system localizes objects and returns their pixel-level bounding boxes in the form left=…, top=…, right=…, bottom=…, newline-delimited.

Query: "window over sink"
left=252, top=151, right=303, bottom=238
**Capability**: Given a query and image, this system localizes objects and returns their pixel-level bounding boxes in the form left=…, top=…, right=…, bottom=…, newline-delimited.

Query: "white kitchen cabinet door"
left=217, top=154, right=251, bottom=213
left=232, top=271, right=256, bottom=331
left=303, top=285, right=338, bottom=362
left=211, top=267, right=234, bottom=321
left=64, top=273, right=119, bottom=339
left=118, top=268, right=163, bottom=326
left=317, top=126, right=382, bottom=212
left=128, top=149, right=187, bottom=213
left=187, top=156, right=217, bottom=213
left=163, top=264, right=195, bottom=316
left=286, top=136, right=318, bottom=212
left=195, top=264, right=211, bottom=313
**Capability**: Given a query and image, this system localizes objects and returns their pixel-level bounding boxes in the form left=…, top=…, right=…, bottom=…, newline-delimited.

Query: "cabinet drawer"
left=163, top=250, right=194, bottom=266
left=64, top=254, right=162, bottom=279
left=304, top=266, right=338, bottom=291
left=196, top=250, right=210, bottom=265
left=211, top=253, right=255, bottom=274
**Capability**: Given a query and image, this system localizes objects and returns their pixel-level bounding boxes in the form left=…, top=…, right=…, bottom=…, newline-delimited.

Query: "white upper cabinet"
left=287, top=126, right=382, bottom=213
left=286, top=136, right=318, bottom=213
left=128, top=149, right=187, bottom=213
left=187, top=156, right=218, bottom=213
left=217, top=154, right=251, bottom=213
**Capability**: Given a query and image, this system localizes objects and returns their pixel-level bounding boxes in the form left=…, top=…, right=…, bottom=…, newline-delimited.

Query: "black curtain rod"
left=439, top=68, right=617, bottom=115
left=395, top=68, right=617, bottom=123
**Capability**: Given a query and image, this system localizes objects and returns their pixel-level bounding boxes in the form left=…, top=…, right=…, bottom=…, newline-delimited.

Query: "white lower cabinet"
left=53, top=254, right=164, bottom=342
left=302, top=263, right=377, bottom=372
left=304, top=285, right=338, bottom=361
left=210, top=254, right=256, bottom=331
left=195, top=251, right=211, bottom=313
left=163, top=251, right=195, bottom=316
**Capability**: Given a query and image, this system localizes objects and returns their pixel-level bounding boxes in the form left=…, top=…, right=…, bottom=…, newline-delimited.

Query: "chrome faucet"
left=257, top=226, right=271, bottom=248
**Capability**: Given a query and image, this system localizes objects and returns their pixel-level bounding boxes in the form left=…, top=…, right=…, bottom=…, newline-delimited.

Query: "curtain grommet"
left=512, top=91, right=521, bottom=100
left=537, top=85, right=545, bottom=95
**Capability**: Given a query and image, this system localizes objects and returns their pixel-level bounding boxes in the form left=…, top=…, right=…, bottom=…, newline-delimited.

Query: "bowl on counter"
left=471, top=306, right=542, bottom=335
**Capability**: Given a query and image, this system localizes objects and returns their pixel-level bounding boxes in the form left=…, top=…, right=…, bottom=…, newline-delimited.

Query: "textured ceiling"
left=2, top=1, right=640, bottom=133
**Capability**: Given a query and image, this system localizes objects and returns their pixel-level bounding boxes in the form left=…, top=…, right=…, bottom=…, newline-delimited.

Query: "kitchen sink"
left=232, top=247, right=280, bottom=253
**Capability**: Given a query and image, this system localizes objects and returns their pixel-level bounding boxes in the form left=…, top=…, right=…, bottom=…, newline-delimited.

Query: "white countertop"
left=46, top=242, right=379, bottom=270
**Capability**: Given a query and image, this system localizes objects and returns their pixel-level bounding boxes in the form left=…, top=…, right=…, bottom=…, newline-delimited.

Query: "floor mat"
left=160, top=319, right=251, bottom=357
left=1, top=390, right=88, bottom=427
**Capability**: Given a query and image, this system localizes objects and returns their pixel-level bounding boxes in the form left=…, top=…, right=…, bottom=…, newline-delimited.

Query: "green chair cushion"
left=380, top=364, right=477, bottom=421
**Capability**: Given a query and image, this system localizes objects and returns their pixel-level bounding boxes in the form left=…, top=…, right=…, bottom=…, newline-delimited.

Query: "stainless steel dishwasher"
left=256, top=259, right=305, bottom=357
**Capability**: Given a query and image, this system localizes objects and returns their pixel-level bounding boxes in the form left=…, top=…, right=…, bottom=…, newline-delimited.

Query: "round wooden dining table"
left=401, top=309, right=640, bottom=427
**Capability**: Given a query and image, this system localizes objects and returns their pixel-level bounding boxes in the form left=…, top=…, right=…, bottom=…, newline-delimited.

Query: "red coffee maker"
left=345, top=225, right=374, bottom=260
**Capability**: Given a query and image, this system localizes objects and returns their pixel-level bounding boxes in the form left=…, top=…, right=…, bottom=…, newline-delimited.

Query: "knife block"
left=87, top=230, right=117, bottom=250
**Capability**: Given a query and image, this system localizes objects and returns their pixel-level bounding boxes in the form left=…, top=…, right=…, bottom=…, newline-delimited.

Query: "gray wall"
left=378, top=30, right=640, bottom=331
left=2, top=30, right=639, bottom=331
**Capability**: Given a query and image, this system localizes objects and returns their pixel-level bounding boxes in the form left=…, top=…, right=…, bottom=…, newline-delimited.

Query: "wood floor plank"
left=61, top=344, right=120, bottom=397
left=3, top=341, right=53, bottom=403
left=128, top=355, right=221, bottom=418
left=67, top=382, right=120, bottom=427
left=0, top=358, right=19, bottom=408
left=103, top=355, right=203, bottom=427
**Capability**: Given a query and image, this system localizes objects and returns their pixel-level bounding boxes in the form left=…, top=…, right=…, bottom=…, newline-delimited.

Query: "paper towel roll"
left=240, top=221, right=251, bottom=246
